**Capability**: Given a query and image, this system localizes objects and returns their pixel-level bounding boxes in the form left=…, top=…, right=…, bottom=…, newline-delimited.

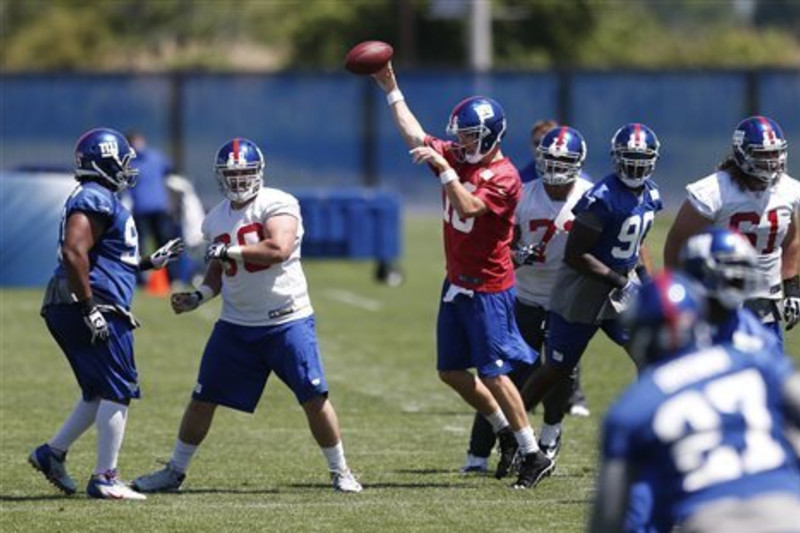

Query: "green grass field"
left=1, top=215, right=797, bottom=532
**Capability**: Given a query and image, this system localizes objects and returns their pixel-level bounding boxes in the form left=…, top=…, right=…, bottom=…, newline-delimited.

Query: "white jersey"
left=202, top=187, right=313, bottom=326
left=686, top=171, right=800, bottom=300
left=515, top=177, right=593, bottom=307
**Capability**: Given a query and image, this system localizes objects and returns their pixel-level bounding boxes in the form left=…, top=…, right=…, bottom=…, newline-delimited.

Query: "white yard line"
left=324, top=289, right=382, bottom=312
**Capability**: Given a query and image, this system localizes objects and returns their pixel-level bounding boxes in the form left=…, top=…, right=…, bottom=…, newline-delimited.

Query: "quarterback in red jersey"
left=370, top=62, right=553, bottom=489
left=425, top=135, right=520, bottom=292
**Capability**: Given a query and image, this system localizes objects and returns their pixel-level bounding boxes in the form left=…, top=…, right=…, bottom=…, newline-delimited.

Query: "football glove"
left=609, top=279, right=641, bottom=314
left=205, top=242, right=230, bottom=262
left=81, top=299, right=109, bottom=345
left=784, top=276, right=800, bottom=331
left=512, top=243, right=544, bottom=266
left=149, top=238, right=185, bottom=270
left=783, top=297, right=800, bottom=331
left=171, top=291, right=202, bottom=314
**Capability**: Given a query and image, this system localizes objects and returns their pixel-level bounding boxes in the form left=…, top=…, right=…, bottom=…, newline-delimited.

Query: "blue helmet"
left=732, top=116, right=787, bottom=185
left=536, top=126, right=587, bottom=185
left=610, top=123, right=660, bottom=189
left=74, top=128, right=138, bottom=192
left=446, top=96, right=507, bottom=164
left=624, top=271, right=708, bottom=366
left=215, top=138, right=265, bottom=203
left=680, top=227, right=760, bottom=309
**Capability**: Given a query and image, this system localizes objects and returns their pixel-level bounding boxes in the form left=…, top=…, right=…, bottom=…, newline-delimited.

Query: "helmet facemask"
left=537, top=144, right=584, bottom=185
left=447, top=124, right=496, bottom=164
left=736, top=143, right=787, bottom=185
left=614, top=149, right=658, bottom=189
left=217, top=167, right=262, bottom=203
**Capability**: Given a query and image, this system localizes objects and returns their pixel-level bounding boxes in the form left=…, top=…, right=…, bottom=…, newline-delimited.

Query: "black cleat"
left=513, top=451, right=554, bottom=489
left=495, top=428, right=519, bottom=479
left=538, top=433, right=562, bottom=462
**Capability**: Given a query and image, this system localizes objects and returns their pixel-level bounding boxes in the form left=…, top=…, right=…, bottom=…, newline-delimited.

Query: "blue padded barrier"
left=291, top=188, right=402, bottom=262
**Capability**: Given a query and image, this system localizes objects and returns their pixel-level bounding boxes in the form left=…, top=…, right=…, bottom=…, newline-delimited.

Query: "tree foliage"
left=1, top=0, right=798, bottom=72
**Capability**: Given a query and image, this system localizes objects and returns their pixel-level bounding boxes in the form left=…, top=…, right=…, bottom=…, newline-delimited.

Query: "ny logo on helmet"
left=474, top=103, right=495, bottom=121
left=99, top=140, right=119, bottom=158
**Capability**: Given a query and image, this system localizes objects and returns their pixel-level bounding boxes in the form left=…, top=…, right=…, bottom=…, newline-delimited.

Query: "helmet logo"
left=227, top=148, right=247, bottom=167
left=626, top=124, right=646, bottom=150
left=474, top=102, right=494, bottom=121
left=732, top=130, right=745, bottom=147
left=548, top=127, right=569, bottom=157
left=98, top=140, right=119, bottom=159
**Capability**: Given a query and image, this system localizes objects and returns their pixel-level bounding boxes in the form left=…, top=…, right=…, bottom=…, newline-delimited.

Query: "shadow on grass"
left=0, top=494, right=74, bottom=502
left=177, top=488, right=281, bottom=495
left=393, top=468, right=454, bottom=475
left=289, top=482, right=471, bottom=490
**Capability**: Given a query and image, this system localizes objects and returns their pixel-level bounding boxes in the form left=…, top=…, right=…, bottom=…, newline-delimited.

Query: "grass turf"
left=1, top=214, right=796, bottom=532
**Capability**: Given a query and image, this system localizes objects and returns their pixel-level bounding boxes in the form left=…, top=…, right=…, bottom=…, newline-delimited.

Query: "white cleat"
left=331, top=469, right=362, bottom=493
left=131, top=463, right=185, bottom=493
left=86, top=470, right=147, bottom=500
left=459, top=452, right=489, bottom=475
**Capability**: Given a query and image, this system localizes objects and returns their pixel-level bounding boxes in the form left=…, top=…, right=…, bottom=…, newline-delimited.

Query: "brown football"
left=344, top=41, right=394, bottom=75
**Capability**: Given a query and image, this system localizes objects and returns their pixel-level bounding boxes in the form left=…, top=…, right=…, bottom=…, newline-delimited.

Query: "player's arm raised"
left=564, top=214, right=627, bottom=289
left=663, top=199, right=713, bottom=269
left=409, top=144, right=487, bottom=219
left=371, top=62, right=426, bottom=149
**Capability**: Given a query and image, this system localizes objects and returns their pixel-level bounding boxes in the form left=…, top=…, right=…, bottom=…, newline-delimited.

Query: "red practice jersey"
left=425, top=136, right=521, bottom=292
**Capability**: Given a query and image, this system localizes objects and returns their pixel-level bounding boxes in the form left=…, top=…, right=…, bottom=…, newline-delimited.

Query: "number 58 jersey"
left=202, top=187, right=313, bottom=327
left=686, top=171, right=800, bottom=300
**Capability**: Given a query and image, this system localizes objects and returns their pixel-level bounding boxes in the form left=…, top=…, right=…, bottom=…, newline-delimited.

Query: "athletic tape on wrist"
left=439, top=168, right=458, bottom=185
left=226, top=245, right=244, bottom=261
left=386, top=89, right=404, bottom=106
left=196, top=285, right=215, bottom=304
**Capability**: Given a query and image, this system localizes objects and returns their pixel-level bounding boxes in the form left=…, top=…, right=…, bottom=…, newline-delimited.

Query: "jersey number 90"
left=612, top=212, right=654, bottom=260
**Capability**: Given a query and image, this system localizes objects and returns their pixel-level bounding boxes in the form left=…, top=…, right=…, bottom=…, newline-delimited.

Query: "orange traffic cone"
left=146, top=268, right=170, bottom=297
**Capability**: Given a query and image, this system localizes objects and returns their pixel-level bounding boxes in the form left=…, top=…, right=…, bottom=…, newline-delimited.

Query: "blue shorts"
left=193, top=316, right=328, bottom=413
left=436, top=281, right=537, bottom=377
left=545, top=311, right=629, bottom=370
left=44, top=305, right=139, bottom=402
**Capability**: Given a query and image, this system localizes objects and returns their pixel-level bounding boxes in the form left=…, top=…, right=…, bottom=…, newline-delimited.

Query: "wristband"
left=439, top=168, right=458, bottom=185
left=386, top=89, right=404, bottom=106
left=608, top=271, right=628, bottom=289
left=226, top=245, right=244, bottom=261
left=195, top=285, right=215, bottom=305
left=77, top=296, right=96, bottom=314
left=784, top=275, right=800, bottom=298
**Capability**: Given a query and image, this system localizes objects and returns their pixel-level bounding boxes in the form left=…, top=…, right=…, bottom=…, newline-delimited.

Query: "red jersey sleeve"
left=424, top=135, right=459, bottom=174
left=472, top=161, right=521, bottom=217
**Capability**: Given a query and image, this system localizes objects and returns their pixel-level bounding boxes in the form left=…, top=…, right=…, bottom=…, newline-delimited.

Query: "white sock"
left=485, top=410, right=510, bottom=433
left=49, top=398, right=100, bottom=454
left=321, top=441, right=348, bottom=473
left=515, top=426, right=539, bottom=455
left=540, top=423, right=561, bottom=447
left=94, top=400, right=128, bottom=474
left=170, top=439, right=198, bottom=473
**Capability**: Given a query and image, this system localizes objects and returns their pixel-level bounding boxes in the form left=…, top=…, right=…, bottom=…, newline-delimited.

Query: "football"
left=344, top=41, right=393, bottom=75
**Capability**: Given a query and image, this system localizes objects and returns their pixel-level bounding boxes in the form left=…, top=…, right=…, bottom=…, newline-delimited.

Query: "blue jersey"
left=572, top=174, right=662, bottom=272
left=53, top=182, right=139, bottom=309
left=714, top=307, right=784, bottom=361
left=603, top=344, right=800, bottom=524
